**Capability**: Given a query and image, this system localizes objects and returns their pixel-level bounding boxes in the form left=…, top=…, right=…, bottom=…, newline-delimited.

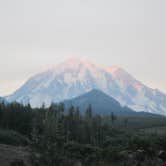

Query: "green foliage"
left=0, top=102, right=33, bottom=136
left=64, top=142, right=102, bottom=165
left=85, top=104, right=92, bottom=120
left=1, top=102, right=166, bottom=165
left=10, top=159, right=26, bottom=166
left=110, top=112, right=117, bottom=124
left=128, top=135, right=152, bottom=151
left=102, top=147, right=125, bottom=162
left=0, top=129, right=29, bottom=146
left=156, top=134, right=166, bottom=150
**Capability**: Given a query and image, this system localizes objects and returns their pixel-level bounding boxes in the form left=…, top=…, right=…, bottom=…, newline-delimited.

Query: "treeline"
left=0, top=102, right=166, bottom=165
left=0, top=102, right=33, bottom=136
left=0, top=102, right=116, bottom=145
left=0, top=102, right=122, bottom=165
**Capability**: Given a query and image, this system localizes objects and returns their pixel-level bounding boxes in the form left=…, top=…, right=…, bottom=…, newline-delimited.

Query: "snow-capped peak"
left=61, top=57, right=85, bottom=67
left=61, top=57, right=99, bottom=69
left=47, top=57, right=103, bottom=76
left=5, top=58, right=166, bottom=115
left=106, top=66, right=132, bottom=78
left=106, top=65, right=122, bottom=74
left=106, top=66, right=144, bottom=91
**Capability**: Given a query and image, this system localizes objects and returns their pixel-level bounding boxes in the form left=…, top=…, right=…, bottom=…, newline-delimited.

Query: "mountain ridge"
left=6, top=57, right=166, bottom=115
left=63, top=89, right=161, bottom=117
left=62, top=89, right=134, bottom=116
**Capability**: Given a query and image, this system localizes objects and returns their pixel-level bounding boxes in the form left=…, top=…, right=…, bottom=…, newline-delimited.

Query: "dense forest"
left=0, top=102, right=166, bottom=166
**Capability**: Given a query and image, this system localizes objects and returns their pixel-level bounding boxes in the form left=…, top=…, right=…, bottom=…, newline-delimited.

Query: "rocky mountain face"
left=63, top=89, right=158, bottom=117
left=6, top=58, right=166, bottom=115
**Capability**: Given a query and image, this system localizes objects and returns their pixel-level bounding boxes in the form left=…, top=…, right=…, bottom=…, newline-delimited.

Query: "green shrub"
left=10, top=159, right=26, bottom=166
left=0, top=129, right=29, bottom=146
left=102, top=147, right=125, bottom=162
left=128, top=135, right=154, bottom=152
left=64, top=142, right=102, bottom=164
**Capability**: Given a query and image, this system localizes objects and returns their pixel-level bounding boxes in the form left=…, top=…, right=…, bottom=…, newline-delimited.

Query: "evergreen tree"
left=85, top=104, right=92, bottom=120
left=124, top=118, right=129, bottom=128
left=110, top=112, right=117, bottom=125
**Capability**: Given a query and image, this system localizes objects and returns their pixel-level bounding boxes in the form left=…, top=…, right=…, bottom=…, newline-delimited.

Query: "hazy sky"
left=0, top=0, right=166, bottom=96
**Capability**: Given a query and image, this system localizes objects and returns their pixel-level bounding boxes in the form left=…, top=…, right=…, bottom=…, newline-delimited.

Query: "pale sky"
left=0, top=0, right=166, bottom=96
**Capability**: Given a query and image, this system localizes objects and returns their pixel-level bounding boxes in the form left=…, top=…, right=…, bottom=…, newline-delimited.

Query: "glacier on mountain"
left=6, top=57, right=166, bottom=115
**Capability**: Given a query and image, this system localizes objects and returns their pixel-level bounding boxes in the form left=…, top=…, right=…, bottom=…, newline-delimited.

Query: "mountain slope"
left=64, top=89, right=124, bottom=115
left=6, top=58, right=119, bottom=108
left=0, top=97, right=5, bottom=103
left=106, top=66, right=166, bottom=115
left=63, top=90, right=158, bottom=116
left=6, top=57, right=166, bottom=115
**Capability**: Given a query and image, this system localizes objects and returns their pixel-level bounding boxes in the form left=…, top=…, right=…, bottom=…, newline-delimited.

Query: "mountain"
left=63, top=90, right=156, bottom=116
left=6, top=58, right=118, bottom=107
left=106, top=66, right=166, bottom=115
left=6, top=57, right=166, bottom=115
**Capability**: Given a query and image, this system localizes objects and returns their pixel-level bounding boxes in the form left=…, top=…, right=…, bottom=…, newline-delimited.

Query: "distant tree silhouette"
left=111, top=112, right=117, bottom=125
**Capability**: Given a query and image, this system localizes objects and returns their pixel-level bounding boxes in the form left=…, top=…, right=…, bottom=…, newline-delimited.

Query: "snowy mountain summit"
left=6, top=57, right=166, bottom=115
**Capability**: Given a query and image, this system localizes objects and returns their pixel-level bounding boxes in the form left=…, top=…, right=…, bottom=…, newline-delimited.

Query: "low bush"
left=0, top=129, right=29, bottom=146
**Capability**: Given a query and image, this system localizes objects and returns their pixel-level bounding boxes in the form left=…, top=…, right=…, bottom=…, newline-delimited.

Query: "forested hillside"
left=0, top=102, right=166, bottom=166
